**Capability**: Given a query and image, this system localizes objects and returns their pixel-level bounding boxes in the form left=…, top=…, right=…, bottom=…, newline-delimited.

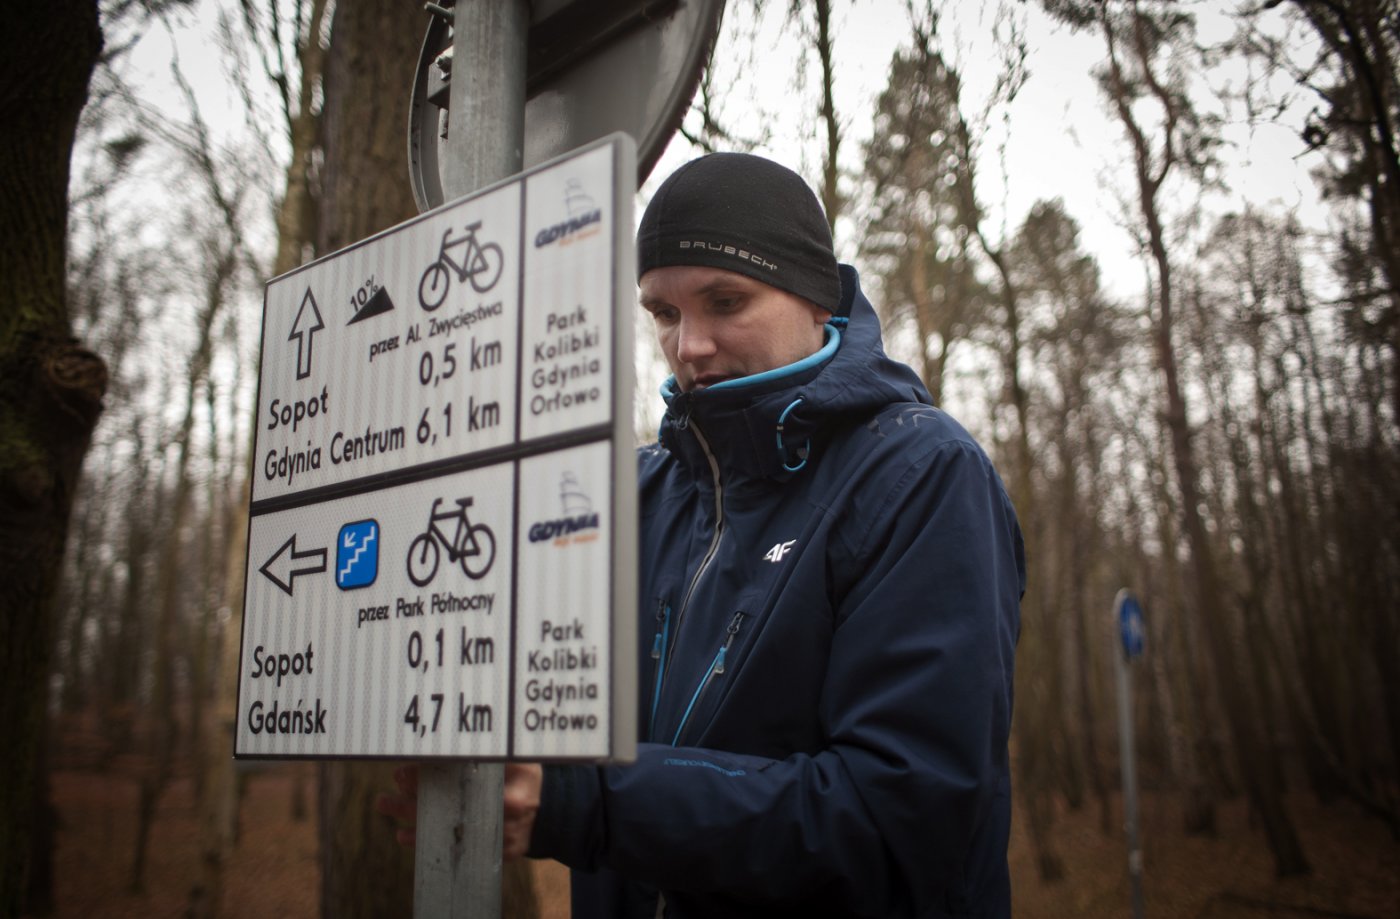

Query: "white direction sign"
left=236, top=136, right=637, bottom=762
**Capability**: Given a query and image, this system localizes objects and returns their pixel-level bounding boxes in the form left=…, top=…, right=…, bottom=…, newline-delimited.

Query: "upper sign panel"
left=254, top=140, right=624, bottom=505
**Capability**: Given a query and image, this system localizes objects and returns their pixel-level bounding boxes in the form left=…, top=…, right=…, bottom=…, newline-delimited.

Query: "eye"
left=710, top=294, right=744, bottom=313
left=647, top=305, right=679, bottom=324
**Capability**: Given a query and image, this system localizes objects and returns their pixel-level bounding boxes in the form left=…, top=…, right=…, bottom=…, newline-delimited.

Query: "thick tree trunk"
left=315, top=1, right=422, bottom=914
left=188, top=485, right=250, bottom=919
left=315, top=2, right=541, bottom=911
left=0, top=3, right=106, bottom=916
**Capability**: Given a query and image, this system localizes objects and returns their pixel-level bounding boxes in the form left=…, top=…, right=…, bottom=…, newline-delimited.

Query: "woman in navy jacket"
left=523, top=153, right=1025, bottom=918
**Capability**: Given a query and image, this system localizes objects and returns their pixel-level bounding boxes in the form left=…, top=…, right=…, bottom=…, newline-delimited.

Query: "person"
left=379, top=152, right=1024, bottom=918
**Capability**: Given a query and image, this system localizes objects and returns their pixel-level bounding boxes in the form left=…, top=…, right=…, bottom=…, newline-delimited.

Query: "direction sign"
left=236, top=135, right=638, bottom=761
left=1119, top=593, right=1146, bottom=660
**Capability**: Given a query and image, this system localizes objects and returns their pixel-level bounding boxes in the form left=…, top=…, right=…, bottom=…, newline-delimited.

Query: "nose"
left=674, top=315, right=716, bottom=364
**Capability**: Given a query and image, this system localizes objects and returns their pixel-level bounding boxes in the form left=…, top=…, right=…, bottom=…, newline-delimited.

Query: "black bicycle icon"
left=406, top=497, right=497, bottom=586
left=418, top=221, right=504, bottom=311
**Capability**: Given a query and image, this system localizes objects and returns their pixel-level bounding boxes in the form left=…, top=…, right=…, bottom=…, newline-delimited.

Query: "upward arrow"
left=290, top=288, right=325, bottom=380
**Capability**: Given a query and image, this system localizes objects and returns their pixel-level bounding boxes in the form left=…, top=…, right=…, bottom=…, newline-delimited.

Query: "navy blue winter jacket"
left=530, top=266, right=1025, bottom=918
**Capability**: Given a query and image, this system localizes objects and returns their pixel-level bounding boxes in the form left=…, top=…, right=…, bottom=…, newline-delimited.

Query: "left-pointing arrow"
left=260, top=534, right=328, bottom=596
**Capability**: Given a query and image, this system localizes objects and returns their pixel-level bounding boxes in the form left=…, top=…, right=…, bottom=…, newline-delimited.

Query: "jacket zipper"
left=653, top=417, right=728, bottom=744
left=670, top=420, right=725, bottom=653
left=671, top=611, right=745, bottom=746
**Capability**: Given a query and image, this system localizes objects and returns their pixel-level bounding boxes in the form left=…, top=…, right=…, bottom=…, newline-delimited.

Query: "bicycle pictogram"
left=418, top=221, right=504, bottom=311
left=406, top=496, right=497, bottom=586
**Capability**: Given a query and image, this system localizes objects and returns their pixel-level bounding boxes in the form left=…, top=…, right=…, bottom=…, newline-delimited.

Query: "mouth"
left=690, top=372, right=733, bottom=390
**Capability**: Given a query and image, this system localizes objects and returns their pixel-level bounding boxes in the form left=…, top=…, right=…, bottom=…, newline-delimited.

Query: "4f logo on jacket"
left=763, top=540, right=797, bottom=563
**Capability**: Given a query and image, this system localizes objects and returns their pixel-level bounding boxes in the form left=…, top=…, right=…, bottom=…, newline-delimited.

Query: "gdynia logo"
left=528, top=472, right=601, bottom=545
left=534, top=178, right=602, bottom=249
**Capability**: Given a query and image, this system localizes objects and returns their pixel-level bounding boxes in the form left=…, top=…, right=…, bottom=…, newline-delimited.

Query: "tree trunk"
left=0, top=3, right=106, bottom=916
left=130, top=244, right=235, bottom=892
left=188, top=1, right=331, bottom=910
left=812, top=0, right=841, bottom=234
left=1144, top=438, right=1216, bottom=835
left=314, top=1, right=537, bottom=915
left=188, top=486, right=251, bottom=919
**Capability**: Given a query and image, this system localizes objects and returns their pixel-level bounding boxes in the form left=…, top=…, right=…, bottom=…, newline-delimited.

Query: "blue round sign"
left=1119, top=595, right=1145, bottom=659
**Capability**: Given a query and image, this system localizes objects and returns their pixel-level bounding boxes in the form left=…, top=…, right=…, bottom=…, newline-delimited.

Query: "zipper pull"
left=713, top=612, right=744, bottom=675
left=651, top=603, right=669, bottom=660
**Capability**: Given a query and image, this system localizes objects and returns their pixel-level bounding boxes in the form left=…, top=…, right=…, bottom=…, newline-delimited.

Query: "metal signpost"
left=1113, top=588, right=1146, bottom=919
left=423, top=2, right=527, bottom=914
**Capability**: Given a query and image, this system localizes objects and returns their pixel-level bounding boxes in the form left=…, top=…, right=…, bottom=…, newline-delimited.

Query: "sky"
left=114, top=0, right=1329, bottom=435
left=122, top=0, right=1324, bottom=292
left=640, top=0, right=1323, bottom=299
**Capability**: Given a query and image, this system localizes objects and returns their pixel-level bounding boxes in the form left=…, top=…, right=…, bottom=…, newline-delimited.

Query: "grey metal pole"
left=1113, top=589, right=1145, bottom=919
left=414, top=2, right=528, bottom=917
left=442, top=0, right=528, bottom=196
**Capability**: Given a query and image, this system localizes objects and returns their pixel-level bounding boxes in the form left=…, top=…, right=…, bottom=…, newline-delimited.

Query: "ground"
left=30, top=759, right=1400, bottom=918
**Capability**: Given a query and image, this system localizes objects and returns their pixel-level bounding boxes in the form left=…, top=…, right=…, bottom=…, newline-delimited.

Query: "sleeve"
left=529, top=439, right=1025, bottom=917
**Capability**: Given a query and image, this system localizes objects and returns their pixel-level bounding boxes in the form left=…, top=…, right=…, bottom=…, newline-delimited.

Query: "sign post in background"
left=1113, top=588, right=1146, bottom=919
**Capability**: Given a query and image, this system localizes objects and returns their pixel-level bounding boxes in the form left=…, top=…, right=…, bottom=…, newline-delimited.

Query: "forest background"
left=1, top=0, right=1397, bottom=917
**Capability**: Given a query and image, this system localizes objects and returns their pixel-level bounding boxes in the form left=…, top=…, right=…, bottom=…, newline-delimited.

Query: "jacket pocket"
left=669, top=610, right=748, bottom=746
left=647, top=598, right=673, bottom=742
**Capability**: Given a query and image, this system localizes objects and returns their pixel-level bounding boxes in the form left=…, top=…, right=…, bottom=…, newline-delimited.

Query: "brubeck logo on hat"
left=636, top=153, right=842, bottom=314
left=677, top=239, right=778, bottom=272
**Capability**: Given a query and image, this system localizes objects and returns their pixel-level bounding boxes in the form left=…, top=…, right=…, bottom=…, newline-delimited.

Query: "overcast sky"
left=122, top=0, right=1322, bottom=295
left=116, top=0, right=1327, bottom=432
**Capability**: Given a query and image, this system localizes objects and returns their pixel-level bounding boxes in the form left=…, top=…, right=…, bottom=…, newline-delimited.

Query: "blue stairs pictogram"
left=336, top=519, right=380, bottom=590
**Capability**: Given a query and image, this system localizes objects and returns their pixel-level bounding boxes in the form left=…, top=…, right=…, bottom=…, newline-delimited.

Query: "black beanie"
left=636, top=153, right=842, bottom=314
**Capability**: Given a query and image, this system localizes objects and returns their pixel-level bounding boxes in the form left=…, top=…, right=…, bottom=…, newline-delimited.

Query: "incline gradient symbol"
left=337, top=519, right=380, bottom=590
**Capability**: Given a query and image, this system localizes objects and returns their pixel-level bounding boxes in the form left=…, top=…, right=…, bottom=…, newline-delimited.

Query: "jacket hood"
left=657, top=265, right=931, bottom=481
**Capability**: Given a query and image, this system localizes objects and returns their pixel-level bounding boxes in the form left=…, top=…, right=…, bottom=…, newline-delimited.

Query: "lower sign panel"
left=236, top=441, right=620, bottom=759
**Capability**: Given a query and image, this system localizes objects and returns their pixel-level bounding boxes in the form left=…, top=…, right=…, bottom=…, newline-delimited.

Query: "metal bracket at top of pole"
left=441, top=0, right=528, bottom=199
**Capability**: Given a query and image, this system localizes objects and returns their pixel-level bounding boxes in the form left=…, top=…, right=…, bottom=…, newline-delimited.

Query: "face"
left=639, top=265, right=831, bottom=392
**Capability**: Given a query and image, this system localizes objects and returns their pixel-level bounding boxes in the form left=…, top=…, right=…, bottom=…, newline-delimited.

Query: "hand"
left=502, top=763, right=543, bottom=860
left=375, top=763, right=420, bottom=848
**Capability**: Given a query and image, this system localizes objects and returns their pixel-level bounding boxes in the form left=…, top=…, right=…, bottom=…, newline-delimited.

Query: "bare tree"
left=1092, top=0, right=1310, bottom=875
left=188, top=4, right=331, bottom=913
